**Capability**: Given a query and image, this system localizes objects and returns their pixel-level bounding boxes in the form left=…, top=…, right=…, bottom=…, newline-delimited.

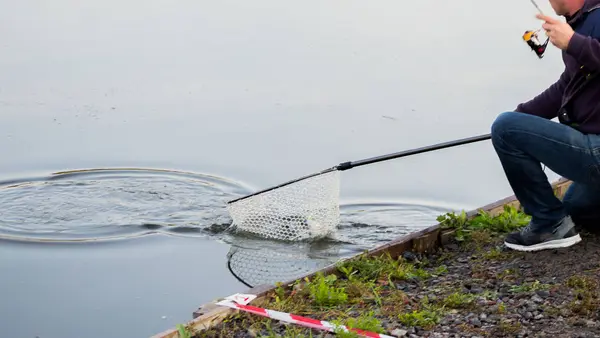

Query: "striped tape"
left=216, top=293, right=396, bottom=338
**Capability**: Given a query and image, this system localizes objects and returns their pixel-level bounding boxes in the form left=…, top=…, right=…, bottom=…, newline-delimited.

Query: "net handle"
left=227, top=133, right=491, bottom=205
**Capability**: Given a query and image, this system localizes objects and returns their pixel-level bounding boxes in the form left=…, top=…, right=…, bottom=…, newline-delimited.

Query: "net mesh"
left=226, top=170, right=341, bottom=241
left=226, top=243, right=335, bottom=287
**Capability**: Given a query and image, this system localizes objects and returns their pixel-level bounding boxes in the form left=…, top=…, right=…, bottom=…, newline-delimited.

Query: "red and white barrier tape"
left=216, top=293, right=396, bottom=338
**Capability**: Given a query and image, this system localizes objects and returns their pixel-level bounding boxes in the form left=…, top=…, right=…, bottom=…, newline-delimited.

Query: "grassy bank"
left=183, top=205, right=600, bottom=337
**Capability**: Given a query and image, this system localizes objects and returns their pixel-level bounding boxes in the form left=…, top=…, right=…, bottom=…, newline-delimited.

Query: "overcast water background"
left=0, top=1, right=564, bottom=337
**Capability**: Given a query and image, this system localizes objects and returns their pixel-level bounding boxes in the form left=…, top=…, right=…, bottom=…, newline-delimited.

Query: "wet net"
left=226, top=170, right=341, bottom=241
left=226, top=242, right=335, bottom=288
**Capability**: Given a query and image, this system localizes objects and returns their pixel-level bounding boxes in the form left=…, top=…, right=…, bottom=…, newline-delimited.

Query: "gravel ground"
left=196, top=219, right=600, bottom=338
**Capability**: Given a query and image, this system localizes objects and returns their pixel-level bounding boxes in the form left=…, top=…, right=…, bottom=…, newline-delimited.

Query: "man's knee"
left=491, top=111, right=521, bottom=145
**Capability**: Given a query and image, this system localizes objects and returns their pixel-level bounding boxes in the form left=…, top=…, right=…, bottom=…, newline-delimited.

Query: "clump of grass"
left=493, top=320, right=522, bottom=335
left=306, top=273, right=348, bottom=307
left=342, top=310, right=385, bottom=334
left=442, top=292, right=475, bottom=309
left=176, top=324, right=192, bottom=338
left=509, top=280, right=550, bottom=293
left=398, top=308, right=442, bottom=329
left=397, top=296, right=445, bottom=329
left=565, top=275, right=600, bottom=316
left=437, top=205, right=530, bottom=242
left=470, top=205, right=531, bottom=233
left=336, top=252, right=431, bottom=286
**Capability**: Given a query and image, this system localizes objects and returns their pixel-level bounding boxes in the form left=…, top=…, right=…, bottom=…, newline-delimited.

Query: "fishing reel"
left=523, top=29, right=549, bottom=58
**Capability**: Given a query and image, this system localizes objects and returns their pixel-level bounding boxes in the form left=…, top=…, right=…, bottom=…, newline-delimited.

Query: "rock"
left=470, top=287, right=483, bottom=294
left=391, top=328, right=408, bottom=337
left=471, top=318, right=482, bottom=327
left=535, top=314, right=544, bottom=320
left=531, top=294, right=544, bottom=303
left=395, top=283, right=408, bottom=290
left=479, top=313, right=487, bottom=320
left=525, top=312, right=533, bottom=319
left=403, top=251, right=418, bottom=262
left=586, top=320, right=598, bottom=328
left=536, top=290, right=550, bottom=298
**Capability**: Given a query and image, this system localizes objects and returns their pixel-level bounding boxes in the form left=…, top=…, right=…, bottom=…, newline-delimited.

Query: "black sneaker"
left=504, top=215, right=582, bottom=252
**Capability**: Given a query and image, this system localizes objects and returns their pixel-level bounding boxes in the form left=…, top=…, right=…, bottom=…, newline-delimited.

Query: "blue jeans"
left=491, top=111, right=600, bottom=228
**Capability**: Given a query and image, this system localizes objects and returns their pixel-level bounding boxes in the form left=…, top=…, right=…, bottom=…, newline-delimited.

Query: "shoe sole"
left=504, top=234, right=582, bottom=252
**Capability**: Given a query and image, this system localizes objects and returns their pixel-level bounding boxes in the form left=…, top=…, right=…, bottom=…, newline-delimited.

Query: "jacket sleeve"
left=514, top=69, right=569, bottom=119
left=566, top=16, right=600, bottom=72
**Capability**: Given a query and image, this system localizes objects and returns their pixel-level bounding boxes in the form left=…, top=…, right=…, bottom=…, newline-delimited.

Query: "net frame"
left=226, top=170, right=341, bottom=241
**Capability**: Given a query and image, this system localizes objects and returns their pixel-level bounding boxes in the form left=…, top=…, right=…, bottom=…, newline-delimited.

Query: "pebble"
left=403, top=251, right=418, bottom=262
left=391, top=328, right=408, bottom=337
left=536, top=290, right=550, bottom=298
left=471, top=318, right=482, bottom=327
left=535, top=314, right=544, bottom=320
left=531, top=294, right=544, bottom=303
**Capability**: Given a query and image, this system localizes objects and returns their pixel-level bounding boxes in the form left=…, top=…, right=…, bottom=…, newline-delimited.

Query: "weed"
left=566, top=275, right=598, bottom=290
left=442, top=292, right=475, bottom=309
left=437, top=206, right=530, bottom=242
left=306, top=273, right=348, bottom=307
left=397, top=309, right=441, bottom=329
left=470, top=205, right=530, bottom=233
left=509, top=280, right=550, bottom=293
left=565, top=275, right=600, bottom=316
left=481, top=246, right=507, bottom=260
left=494, top=320, right=522, bottom=335
left=345, top=310, right=385, bottom=333
left=336, top=252, right=430, bottom=285
left=176, top=324, right=192, bottom=338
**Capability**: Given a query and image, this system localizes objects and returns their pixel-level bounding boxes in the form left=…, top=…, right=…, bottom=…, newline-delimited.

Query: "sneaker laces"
left=521, top=223, right=534, bottom=234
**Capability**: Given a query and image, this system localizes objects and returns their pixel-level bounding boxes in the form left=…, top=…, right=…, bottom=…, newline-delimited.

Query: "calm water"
left=1, top=0, right=564, bottom=337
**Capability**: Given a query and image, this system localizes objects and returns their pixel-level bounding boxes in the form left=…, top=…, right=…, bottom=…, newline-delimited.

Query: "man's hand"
left=536, top=13, right=575, bottom=50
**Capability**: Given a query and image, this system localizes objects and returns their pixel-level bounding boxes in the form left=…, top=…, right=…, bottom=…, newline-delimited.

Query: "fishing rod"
left=522, top=0, right=550, bottom=58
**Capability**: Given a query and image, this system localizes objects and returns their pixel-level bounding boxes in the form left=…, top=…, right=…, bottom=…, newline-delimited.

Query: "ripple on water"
left=333, top=201, right=452, bottom=247
left=0, top=168, right=251, bottom=242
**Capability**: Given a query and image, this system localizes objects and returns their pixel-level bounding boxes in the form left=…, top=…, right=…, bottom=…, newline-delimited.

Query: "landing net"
left=226, top=170, right=341, bottom=241
left=226, top=244, right=334, bottom=288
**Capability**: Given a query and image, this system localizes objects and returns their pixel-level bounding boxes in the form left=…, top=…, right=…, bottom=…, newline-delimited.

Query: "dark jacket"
left=516, top=0, right=600, bottom=134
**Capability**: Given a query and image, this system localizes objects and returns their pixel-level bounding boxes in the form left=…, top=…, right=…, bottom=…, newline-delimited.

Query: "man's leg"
left=563, top=182, right=600, bottom=230
left=490, top=111, right=600, bottom=251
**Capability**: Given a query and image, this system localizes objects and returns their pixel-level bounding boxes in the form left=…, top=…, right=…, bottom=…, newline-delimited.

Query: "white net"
left=226, top=170, right=341, bottom=241
left=226, top=242, right=335, bottom=287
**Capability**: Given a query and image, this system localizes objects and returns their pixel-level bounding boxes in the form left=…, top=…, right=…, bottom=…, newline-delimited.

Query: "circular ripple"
left=332, top=201, right=453, bottom=247
left=0, top=168, right=251, bottom=242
